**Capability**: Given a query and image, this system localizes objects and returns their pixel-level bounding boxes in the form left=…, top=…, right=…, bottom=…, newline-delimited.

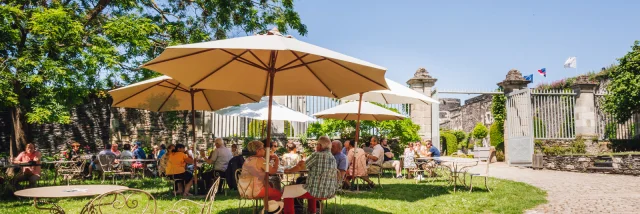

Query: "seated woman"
left=158, top=144, right=175, bottom=177
left=281, top=141, right=302, bottom=184
left=237, top=140, right=281, bottom=201
left=166, top=144, right=195, bottom=197
left=281, top=142, right=301, bottom=169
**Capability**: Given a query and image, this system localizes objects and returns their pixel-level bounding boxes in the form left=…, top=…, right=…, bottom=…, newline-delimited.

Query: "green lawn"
left=0, top=174, right=546, bottom=214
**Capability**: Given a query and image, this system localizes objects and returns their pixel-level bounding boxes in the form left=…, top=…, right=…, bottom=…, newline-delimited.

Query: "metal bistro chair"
left=468, top=154, right=494, bottom=193
left=235, top=169, right=262, bottom=214
left=80, top=188, right=157, bottom=214
left=166, top=177, right=221, bottom=214
left=97, top=155, right=118, bottom=184
left=57, top=160, right=87, bottom=185
left=323, top=168, right=345, bottom=214
left=403, top=154, right=425, bottom=183
left=114, top=159, right=134, bottom=185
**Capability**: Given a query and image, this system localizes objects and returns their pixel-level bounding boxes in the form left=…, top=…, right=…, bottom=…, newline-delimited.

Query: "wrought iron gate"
left=506, top=89, right=534, bottom=166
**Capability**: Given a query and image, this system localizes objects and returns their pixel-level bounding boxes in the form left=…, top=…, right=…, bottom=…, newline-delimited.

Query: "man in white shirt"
left=200, top=138, right=233, bottom=174
left=366, top=136, right=384, bottom=174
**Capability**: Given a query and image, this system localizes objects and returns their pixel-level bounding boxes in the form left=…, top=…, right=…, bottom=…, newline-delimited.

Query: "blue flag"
left=524, top=74, right=533, bottom=82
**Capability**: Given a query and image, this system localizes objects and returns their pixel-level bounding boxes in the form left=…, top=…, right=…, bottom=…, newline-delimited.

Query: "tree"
left=472, top=122, right=488, bottom=140
left=451, top=130, right=466, bottom=143
left=305, top=103, right=420, bottom=145
left=604, top=41, right=640, bottom=123
left=0, top=0, right=307, bottom=153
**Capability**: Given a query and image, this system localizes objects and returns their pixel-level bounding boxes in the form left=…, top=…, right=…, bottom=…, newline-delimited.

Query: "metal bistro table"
left=116, top=159, right=157, bottom=178
left=416, top=157, right=478, bottom=192
left=14, top=185, right=129, bottom=214
left=270, top=169, right=308, bottom=191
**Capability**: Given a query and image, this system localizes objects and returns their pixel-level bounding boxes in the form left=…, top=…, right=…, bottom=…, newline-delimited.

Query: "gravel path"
left=469, top=162, right=640, bottom=213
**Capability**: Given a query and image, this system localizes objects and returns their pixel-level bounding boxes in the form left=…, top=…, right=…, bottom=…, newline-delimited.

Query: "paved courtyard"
left=469, top=162, right=640, bottom=213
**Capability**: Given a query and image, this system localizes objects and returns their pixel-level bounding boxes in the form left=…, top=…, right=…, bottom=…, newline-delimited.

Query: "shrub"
left=452, top=130, right=466, bottom=143
left=571, top=136, right=587, bottom=154
left=496, top=150, right=505, bottom=161
left=489, top=122, right=504, bottom=147
left=472, top=123, right=488, bottom=146
left=440, top=131, right=458, bottom=155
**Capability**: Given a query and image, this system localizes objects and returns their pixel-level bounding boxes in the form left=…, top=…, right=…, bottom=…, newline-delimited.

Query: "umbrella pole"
left=190, top=90, right=198, bottom=195
left=264, top=70, right=276, bottom=213
left=351, top=93, right=363, bottom=186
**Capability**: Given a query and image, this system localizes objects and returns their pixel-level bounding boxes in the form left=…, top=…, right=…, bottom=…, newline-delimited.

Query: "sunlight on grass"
left=0, top=175, right=546, bottom=214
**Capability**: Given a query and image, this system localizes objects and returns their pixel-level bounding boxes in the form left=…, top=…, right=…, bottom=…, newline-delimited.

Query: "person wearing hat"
left=133, top=141, right=146, bottom=159
left=65, top=141, right=83, bottom=161
left=262, top=200, right=284, bottom=214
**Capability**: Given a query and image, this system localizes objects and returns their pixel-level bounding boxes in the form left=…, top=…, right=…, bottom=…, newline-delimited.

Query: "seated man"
left=380, top=138, right=403, bottom=179
left=13, top=143, right=41, bottom=189
left=200, top=138, right=232, bottom=190
left=425, top=140, right=441, bottom=157
left=424, top=140, right=442, bottom=177
left=283, top=136, right=338, bottom=214
left=331, top=140, right=348, bottom=182
left=367, top=136, right=384, bottom=175
left=87, top=144, right=117, bottom=178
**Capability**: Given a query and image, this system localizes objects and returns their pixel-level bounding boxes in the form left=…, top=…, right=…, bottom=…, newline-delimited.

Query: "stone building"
left=440, top=94, right=494, bottom=133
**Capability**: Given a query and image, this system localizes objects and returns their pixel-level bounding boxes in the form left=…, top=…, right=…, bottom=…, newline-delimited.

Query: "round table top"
left=116, top=159, right=156, bottom=162
left=416, top=157, right=479, bottom=163
left=15, top=185, right=128, bottom=198
left=44, top=160, right=78, bottom=164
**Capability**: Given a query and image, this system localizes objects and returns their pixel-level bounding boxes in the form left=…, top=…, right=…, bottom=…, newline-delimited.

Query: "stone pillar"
left=498, top=69, right=531, bottom=94
left=407, top=68, right=437, bottom=140
left=497, top=69, right=531, bottom=162
left=572, top=76, right=598, bottom=137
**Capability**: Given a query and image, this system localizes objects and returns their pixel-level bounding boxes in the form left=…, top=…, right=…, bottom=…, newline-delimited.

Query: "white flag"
left=564, top=57, right=577, bottom=68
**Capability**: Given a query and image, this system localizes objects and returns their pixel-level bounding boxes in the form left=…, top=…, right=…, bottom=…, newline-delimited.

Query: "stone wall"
left=0, top=97, right=201, bottom=156
left=440, top=94, right=494, bottom=133
left=543, top=154, right=640, bottom=175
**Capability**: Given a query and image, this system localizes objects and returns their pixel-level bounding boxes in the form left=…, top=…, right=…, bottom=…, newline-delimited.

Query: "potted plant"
left=472, top=123, right=491, bottom=159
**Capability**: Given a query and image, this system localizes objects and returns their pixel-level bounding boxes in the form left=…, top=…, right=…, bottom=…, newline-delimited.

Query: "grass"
left=0, top=173, right=547, bottom=214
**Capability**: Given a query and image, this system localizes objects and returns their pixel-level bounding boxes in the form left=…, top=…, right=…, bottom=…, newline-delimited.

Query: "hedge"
left=489, top=122, right=504, bottom=147
left=440, top=131, right=458, bottom=155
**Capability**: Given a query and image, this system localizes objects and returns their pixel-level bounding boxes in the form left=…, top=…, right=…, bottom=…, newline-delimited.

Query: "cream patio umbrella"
left=216, top=98, right=316, bottom=137
left=140, top=29, right=388, bottom=209
left=215, top=98, right=316, bottom=122
left=109, top=75, right=261, bottom=194
left=313, top=101, right=407, bottom=181
left=313, top=101, right=406, bottom=121
left=340, top=78, right=439, bottom=105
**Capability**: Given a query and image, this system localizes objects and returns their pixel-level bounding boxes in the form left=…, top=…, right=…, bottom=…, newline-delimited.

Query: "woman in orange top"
left=166, top=144, right=194, bottom=196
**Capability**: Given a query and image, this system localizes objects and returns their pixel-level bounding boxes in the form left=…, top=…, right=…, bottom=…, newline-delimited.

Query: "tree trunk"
left=9, top=106, right=27, bottom=157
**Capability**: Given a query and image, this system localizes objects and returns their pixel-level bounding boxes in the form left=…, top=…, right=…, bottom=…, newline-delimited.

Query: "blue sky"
left=287, top=0, right=639, bottom=101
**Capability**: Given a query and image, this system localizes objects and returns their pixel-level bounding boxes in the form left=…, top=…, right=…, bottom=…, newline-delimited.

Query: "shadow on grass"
left=217, top=203, right=392, bottom=214
left=340, top=183, right=453, bottom=202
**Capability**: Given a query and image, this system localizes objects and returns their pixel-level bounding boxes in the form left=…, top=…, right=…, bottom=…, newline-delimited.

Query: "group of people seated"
left=402, top=140, right=441, bottom=180
left=238, top=136, right=340, bottom=214
left=85, top=141, right=155, bottom=178
left=161, top=138, right=242, bottom=197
